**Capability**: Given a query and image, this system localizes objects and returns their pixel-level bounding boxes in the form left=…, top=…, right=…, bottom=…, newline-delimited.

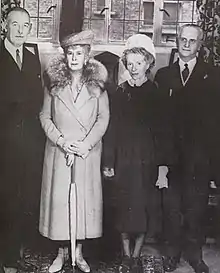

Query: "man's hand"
left=103, top=167, right=115, bottom=178
left=156, top=166, right=169, bottom=189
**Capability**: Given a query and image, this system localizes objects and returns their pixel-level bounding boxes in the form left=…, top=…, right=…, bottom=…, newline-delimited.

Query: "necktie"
left=16, top=49, right=22, bottom=70
left=182, top=63, right=189, bottom=83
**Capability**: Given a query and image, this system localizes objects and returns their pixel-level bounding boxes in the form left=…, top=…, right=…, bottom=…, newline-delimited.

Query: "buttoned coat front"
left=39, top=58, right=109, bottom=240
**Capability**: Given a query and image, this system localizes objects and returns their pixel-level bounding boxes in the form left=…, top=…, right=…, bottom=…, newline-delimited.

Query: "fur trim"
left=44, top=55, right=108, bottom=97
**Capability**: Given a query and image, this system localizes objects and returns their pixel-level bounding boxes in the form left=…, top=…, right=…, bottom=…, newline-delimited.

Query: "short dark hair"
left=121, top=47, right=155, bottom=71
left=6, top=7, right=30, bottom=20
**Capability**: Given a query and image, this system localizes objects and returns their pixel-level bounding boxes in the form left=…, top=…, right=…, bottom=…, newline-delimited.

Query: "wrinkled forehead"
left=180, top=27, right=200, bottom=40
left=65, top=44, right=90, bottom=56
left=66, top=45, right=85, bottom=51
left=7, top=10, right=30, bottom=24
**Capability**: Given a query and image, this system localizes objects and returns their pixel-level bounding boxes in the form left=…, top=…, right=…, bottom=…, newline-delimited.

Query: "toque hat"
left=61, top=30, right=94, bottom=49
left=125, top=33, right=156, bottom=61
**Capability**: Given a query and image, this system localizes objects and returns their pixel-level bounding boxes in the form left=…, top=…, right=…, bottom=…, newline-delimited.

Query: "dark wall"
left=59, top=0, right=84, bottom=41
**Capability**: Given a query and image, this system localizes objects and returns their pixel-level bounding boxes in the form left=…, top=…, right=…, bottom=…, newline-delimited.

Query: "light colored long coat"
left=39, top=57, right=109, bottom=240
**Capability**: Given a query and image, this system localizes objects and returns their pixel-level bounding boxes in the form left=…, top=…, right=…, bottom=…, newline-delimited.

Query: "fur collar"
left=44, top=55, right=108, bottom=97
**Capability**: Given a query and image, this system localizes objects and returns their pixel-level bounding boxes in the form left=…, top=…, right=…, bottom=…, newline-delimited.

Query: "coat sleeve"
left=39, top=87, right=64, bottom=145
left=153, top=70, right=177, bottom=166
left=102, top=90, right=119, bottom=168
left=83, top=90, right=110, bottom=149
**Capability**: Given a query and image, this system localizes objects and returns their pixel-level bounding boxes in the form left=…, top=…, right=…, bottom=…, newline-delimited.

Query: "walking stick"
left=69, top=155, right=77, bottom=270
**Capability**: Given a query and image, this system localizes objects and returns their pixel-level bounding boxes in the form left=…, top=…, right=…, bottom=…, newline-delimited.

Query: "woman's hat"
left=61, top=30, right=94, bottom=49
left=125, top=34, right=156, bottom=60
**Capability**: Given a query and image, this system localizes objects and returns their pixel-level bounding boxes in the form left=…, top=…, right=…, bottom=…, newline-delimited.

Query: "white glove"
left=65, top=153, right=75, bottom=167
left=71, top=140, right=91, bottom=159
left=156, top=166, right=169, bottom=189
left=57, top=136, right=76, bottom=154
left=103, top=167, right=115, bottom=178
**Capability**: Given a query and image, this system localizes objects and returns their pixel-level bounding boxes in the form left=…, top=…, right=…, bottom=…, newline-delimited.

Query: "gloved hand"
left=57, top=136, right=77, bottom=154
left=71, top=140, right=91, bottom=159
left=103, top=167, right=115, bottom=178
left=65, top=153, right=75, bottom=167
left=156, top=166, right=169, bottom=189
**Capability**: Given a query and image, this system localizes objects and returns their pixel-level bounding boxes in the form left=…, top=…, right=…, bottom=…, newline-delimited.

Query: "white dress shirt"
left=4, top=38, right=23, bottom=65
left=179, top=57, right=197, bottom=85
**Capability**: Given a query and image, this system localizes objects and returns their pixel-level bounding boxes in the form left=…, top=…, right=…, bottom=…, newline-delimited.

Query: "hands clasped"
left=59, top=139, right=91, bottom=167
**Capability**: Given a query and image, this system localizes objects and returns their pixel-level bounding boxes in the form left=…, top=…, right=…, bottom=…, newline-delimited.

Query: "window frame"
left=83, top=0, right=199, bottom=47
left=93, top=0, right=116, bottom=16
left=22, top=0, right=62, bottom=44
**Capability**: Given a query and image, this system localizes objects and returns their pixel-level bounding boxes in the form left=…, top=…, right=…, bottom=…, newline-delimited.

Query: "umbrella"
left=69, top=155, right=77, bottom=269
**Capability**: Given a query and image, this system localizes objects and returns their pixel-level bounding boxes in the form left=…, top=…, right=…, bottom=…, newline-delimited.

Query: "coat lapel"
left=56, top=85, right=88, bottom=129
left=185, top=59, right=208, bottom=86
left=22, top=46, right=30, bottom=72
left=169, top=61, right=183, bottom=92
left=73, top=84, right=92, bottom=110
left=1, top=43, right=21, bottom=72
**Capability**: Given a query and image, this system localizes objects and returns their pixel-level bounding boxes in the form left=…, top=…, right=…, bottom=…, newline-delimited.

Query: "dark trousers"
left=0, top=188, right=22, bottom=267
left=163, top=168, right=209, bottom=262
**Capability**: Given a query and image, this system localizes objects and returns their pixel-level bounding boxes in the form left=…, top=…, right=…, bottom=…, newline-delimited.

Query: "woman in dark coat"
left=103, top=34, right=169, bottom=273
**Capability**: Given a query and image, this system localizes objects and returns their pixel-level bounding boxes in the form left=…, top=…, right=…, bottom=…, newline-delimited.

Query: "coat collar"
left=45, top=55, right=108, bottom=97
left=56, top=84, right=92, bottom=129
left=170, top=58, right=209, bottom=90
left=43, top=55, right=108, bottom=128
left=1, top=41, right=33, bottom=72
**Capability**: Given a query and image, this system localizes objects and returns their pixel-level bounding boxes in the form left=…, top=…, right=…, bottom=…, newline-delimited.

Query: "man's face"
left=6, top=11, right=31, bottom=47
left=178, top=26, right=201, bottom=61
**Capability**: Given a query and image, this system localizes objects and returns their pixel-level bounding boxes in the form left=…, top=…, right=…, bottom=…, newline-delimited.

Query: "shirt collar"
left=179, top=57, right=197, bottom=73
left=4, top=38, right=23, bottom=62
left=128, top=75, right=148, bottom=87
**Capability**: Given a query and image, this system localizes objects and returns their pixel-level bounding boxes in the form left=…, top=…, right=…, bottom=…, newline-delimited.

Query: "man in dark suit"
left=0, top=7, right=44, bottom=273
left=155, top=24, right=219, bottom=273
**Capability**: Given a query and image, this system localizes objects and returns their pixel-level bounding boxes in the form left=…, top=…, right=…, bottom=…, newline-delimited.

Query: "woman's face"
left=126, top=53, right=150, bottom=81
left=66, top=45, right=87, bottom=72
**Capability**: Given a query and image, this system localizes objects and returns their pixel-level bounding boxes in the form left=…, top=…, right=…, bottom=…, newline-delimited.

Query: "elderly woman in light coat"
left=39, top=30, right=109, bottom=273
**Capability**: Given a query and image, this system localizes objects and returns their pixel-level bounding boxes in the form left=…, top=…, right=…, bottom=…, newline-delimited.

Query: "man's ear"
left=2, top=20, right=8, bottom=33
left=198, top=39, right=204, bottom=51
left=28, top=23, right=32, bottom=34
left=176, top=36, right=179, bottom=49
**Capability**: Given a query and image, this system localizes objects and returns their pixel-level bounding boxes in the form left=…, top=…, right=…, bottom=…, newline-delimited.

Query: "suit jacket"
left=0, top=41, right=45, bottom=212
left=155, top=59, right=220, bottom=186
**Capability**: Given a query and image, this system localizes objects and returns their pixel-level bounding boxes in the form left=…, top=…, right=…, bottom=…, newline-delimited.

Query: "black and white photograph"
left=0, top=1, right=220, bottom=273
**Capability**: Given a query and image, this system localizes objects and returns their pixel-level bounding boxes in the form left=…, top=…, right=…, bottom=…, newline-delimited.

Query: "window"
left=143, top=1, right=181, bottom=25
left=143, top=2, right=154, bottom=24
left=83, top=0, right=199, bottom=46
left=163, top=2, right=180, bottom=24
left=97, top=0, right=105, bottom=11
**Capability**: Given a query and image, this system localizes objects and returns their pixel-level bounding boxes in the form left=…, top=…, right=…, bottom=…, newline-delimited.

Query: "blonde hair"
left=121, top=47, right=155, bottom=72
